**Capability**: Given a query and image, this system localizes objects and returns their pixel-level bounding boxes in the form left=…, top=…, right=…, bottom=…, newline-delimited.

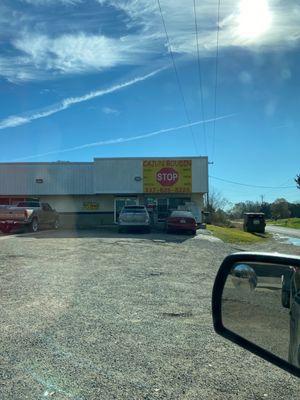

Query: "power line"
left=211, top=0, right=221, bottom=162
left=193, top=0, right=207, bottom=155
left=278, top=178, right=293, bottom=187
left=210, top=175, right=296, bottom=189
left=156, top=0, right=199, bottom=155
left=263, top=177, right=294, bottom=198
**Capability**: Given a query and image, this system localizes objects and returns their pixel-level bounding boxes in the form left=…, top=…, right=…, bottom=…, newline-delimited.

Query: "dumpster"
left=243, top=212, right=266, bottom=233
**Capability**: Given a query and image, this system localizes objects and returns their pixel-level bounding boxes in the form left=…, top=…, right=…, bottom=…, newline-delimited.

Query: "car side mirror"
left=212, top=252, right=300, bottom=378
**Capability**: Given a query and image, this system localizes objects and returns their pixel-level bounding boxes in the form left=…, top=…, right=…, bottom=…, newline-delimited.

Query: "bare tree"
left=295, top=174, right=300, bottom=189
left=205, top=188, right=228, bottom=212
left=204, top=189, right=230, bottom=226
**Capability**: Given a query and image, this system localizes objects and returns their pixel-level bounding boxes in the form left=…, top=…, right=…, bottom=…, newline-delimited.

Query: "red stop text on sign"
left=156, top=168, right=179, bottom=186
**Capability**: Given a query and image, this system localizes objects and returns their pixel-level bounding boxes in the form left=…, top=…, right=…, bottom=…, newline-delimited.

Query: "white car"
left=118, top=205, right=151, bottom=233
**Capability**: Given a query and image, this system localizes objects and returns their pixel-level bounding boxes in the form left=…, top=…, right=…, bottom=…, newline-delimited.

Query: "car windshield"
left=121, top=207, right=147, bottom=213
left=17, top=202, right=40, bottom=208
left=0, top=1, right=300, bottom=398
left=170, top=211, right=194, bottom=218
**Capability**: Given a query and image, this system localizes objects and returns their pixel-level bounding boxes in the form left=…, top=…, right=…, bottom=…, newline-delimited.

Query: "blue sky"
left=0, top=0, right=299, bottom=204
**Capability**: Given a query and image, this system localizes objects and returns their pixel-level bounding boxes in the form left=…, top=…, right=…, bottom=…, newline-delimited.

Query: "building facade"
left=0, top=157, right=208, bottom=227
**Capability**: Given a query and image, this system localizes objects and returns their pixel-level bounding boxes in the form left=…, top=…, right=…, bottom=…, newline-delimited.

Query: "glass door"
left=114, top=198, right=137, bottom=223
left=157, top=198, right=169, bottom=221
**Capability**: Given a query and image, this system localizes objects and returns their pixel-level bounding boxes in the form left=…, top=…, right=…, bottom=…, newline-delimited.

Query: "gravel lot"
left=0, top=228, right=300, bottom=399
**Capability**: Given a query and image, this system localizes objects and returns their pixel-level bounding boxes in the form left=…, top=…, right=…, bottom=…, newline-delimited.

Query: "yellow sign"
left=143, top=160, right=192, bottom=193
left=82, top=202, right=99, bottom=211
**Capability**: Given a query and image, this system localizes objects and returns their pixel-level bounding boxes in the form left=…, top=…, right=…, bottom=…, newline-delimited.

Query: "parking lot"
left=1, top=228, right=300, bottom=399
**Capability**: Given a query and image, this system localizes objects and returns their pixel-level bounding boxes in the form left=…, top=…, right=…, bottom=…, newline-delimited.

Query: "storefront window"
left=0, top=198, right=9, bottom=205
left=146, top=197, right=191, bottom=221
left=10, top=198, right=25, bottom=205
left=168, top=197, right=191, bottom=211
left=157, top=198, right=168, bottom=221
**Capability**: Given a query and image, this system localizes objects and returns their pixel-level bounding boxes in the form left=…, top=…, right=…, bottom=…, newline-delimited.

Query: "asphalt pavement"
left=0, top=228, right=300, bottom=399
left=266, top=225, right=300, bottom=238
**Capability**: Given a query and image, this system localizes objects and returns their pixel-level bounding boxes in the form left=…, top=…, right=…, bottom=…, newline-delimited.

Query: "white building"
left=0, top=157, right=208, bottom=227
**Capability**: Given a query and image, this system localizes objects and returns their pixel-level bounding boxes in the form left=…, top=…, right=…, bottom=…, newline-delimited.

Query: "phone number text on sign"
left=143, top=160, right=192, bottom=193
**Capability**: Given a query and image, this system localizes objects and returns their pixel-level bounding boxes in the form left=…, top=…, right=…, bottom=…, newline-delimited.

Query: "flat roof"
left=94, top=156, right=208, bottom=160
left=0, top=156, right=207, bottom=166
left=0, top=162, right=93, bottom=165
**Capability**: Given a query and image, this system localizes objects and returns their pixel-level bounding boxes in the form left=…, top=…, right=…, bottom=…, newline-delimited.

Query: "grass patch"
left=207, top=224, right=270, bottom=244
left=267, top=218, right=300, bottom=229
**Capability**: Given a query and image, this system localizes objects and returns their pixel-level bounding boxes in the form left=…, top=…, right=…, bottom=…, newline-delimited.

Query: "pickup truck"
left=0, top=201, right=59, bottom=233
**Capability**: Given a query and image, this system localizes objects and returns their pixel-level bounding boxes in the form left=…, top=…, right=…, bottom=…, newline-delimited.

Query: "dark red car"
left=166, top=211, right=197, bottom=235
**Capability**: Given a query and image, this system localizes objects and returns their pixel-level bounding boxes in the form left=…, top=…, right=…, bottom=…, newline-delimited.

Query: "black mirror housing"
left=212, top=252, right=300, bottom=378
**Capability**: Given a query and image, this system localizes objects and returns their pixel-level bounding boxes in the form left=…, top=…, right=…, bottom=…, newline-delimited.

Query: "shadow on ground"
left=1, top=226, right=205, bottom=244
left=252, top=232, right=270, bottom=239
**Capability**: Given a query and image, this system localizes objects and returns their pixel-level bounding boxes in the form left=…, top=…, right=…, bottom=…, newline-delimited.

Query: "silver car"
left=118, top=205, right=151, bottom=233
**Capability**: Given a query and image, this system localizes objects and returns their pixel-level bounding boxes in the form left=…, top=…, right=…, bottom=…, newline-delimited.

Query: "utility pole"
left=207, top=161, right=214, bottom=211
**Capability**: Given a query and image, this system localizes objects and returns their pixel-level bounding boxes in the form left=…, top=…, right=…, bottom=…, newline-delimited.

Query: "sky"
left=0, top=0, right=299, bottom=204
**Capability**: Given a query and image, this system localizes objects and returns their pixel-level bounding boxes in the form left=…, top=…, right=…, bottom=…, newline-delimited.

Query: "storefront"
left=0, top=157, right=208, bottom=227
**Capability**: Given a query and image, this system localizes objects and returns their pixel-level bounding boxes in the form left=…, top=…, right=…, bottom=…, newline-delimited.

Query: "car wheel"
left=1, top=226, right=12, bottom=234
left=29, top=218, right=39, bottom=233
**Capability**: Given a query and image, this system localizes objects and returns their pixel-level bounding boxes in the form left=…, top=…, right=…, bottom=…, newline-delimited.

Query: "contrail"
left=0, top=68, right=164, bottom=130
left=13, top=114, right=236, bottom=161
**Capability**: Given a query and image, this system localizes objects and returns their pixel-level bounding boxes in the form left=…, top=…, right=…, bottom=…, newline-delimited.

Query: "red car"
left=166, top=211, right=197, bottom=235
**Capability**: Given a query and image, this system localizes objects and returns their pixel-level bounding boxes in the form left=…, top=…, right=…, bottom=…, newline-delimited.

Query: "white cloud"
left=21, top=0, right=82, bottom=5
left=0, top=56, right=45, bottom=82
left=13, top=32, right=150, bottom=76
left=0, top=116, right=29, bottom=129
left=0, top=67, right=164, bottom=130
left=100, top=0, right=300, bottom=52
left=1, top=0, right=300, bottom=83
left=102, top=107, right=120, bottom=115
left=13, top=113, right=235, bottom=160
